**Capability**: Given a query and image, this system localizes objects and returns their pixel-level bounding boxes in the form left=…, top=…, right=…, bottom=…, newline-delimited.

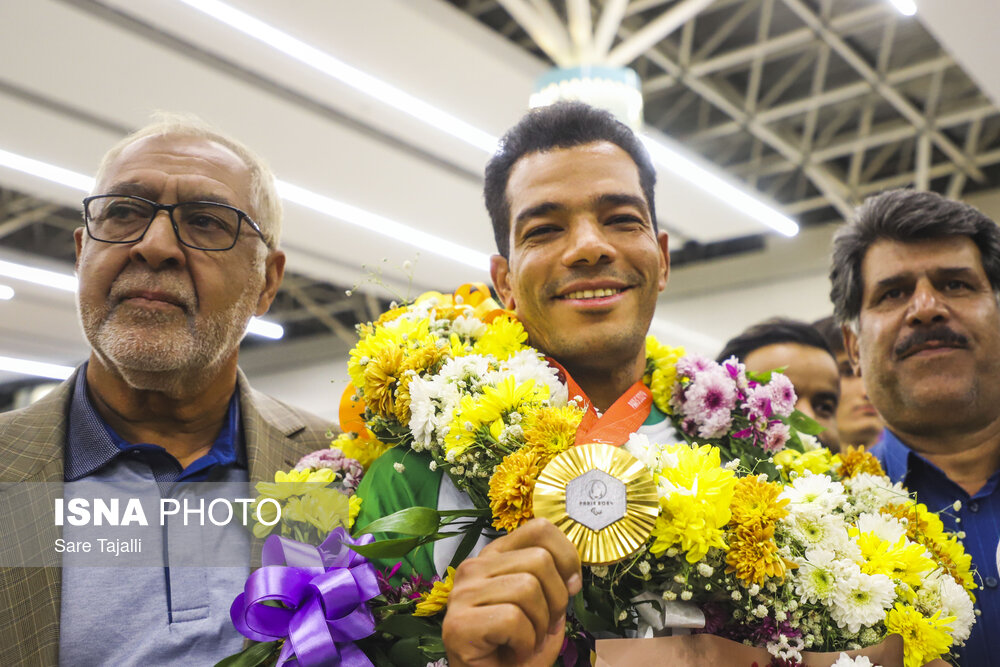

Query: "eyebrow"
left=513, top=193, right=650, bottom=228
left=871, top=266, right=980, bottom=293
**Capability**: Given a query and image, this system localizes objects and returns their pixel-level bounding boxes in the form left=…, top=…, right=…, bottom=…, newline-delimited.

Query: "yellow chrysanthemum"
left=882, top=502, right=976, bottom=595
left=729, top=475, right=789, bottom=531
left=853, top=532, right=935, bottom=587
left=282, top=486, right=353, bottom=536
left=884, top=603, right=955, bottom=667
left=333, top=433, right=392, bottom=470
left=347, top=317, right=434, bottom=389
left=392, top=342, right=447, bottom=424
left=255, top=468, right=335, bottom=501
left=725, top=523, right=796, bottom=585
left=446, top=376, right=548, bottom=457
left=522, top=404, right=584, bottom=464
left=774, top=447, right=837, bottom=478
left=472, top=315, right=528, bottom=361
left=488, top=447, right=543, bottom=532
left=838, top=445, right=887, bottom=478
left=375, top=306, right=408, bottom=325
left=644, top=336, right=685, bottom=414
left=649, top=443, right=737, bottom=562
left=348, top=495, right=362, bottom=529
left=362, top=345, right=404, bottom=417
left=414, top=567, right=456, bottom=617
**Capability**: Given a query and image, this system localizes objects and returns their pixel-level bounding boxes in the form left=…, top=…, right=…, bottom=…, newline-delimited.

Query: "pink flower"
left=744, top=384, right=774, bottom=420
left=676, top=354, right=714, bottom=381
left=762, top=421, right=790, bottom=453
left=681, top=366, right=738, bottom=439
left=766, top=373, right=797, bottom=417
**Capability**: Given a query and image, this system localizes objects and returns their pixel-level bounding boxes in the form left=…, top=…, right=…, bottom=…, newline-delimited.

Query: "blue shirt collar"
left=65, top=362, right=245, bottom=482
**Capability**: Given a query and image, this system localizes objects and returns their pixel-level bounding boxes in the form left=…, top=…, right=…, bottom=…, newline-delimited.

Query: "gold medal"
left=532, top=443, right=658, bottom=565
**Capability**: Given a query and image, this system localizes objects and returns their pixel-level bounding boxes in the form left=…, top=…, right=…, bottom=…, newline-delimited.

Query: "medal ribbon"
left=546, top=357, right=653, bottom=446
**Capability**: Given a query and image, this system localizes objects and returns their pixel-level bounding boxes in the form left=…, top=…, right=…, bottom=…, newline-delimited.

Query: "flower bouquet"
left=220, top=285, right=977, bottom=667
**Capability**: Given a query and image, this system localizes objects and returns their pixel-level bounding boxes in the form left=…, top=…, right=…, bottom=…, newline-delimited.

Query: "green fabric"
left=644, top=402, right=668, bottom=425
left=355, top=447, right=442, bottom=580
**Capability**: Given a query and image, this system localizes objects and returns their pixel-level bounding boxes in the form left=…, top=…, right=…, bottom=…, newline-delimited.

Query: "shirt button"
left=985, top=576, right=999, bottom=589
left=968, top=501, right=980, bottom=513
left=129, top=450, right=141, bottom=457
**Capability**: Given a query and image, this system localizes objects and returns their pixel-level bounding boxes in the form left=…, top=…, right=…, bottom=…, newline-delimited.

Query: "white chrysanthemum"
left=624, top=433, right=671, bottom=472
left=407, top=377, right=438, bottom=445
left=843, top=473, right=908, bottom=515
left=915, top=570, right=975, bottom=643
left=783, top=508, right=852, bottom=554
left=437, top=354, right=492, bottom=385
left=503, top=350, right=568, bottom=406
left=854, top=512, right=907, bottom=544
left=781, top=473, right=847, bottom=513
left=793, top=547, right=841, bottom=604
left=830, top=570, right=896, bottom=634
left=831, top=654, right=873, bottom=667
left=799, top=433, right=821, bottom=451
left=451, top=314, right=488, bottom=339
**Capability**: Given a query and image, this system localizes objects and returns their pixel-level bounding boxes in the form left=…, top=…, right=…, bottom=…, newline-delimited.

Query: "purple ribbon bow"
left=231, top=527, right=380, bottom=666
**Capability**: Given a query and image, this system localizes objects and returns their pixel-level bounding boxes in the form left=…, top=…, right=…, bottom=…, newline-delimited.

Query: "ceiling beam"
left=782, top=0, right=984, bottom=183
left=607, top=0, right=716, bottom=67
left=496, top=0, right=573, bottom=65
left=593, top=0, right=629, bottom=57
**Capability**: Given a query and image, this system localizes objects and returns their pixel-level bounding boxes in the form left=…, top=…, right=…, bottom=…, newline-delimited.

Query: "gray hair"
left=93, top=111, right=282, bottom=248
left=829, top=188, right=1000, bottom=324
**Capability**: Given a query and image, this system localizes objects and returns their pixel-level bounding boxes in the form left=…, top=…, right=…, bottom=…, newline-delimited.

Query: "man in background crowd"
left=813, top=315, right=884, bottom=448
left=831, top=188, right=1000, bottom=665
left=0, top=114, right=330, bottom=665
left=717, top=318, right=841, bottom=451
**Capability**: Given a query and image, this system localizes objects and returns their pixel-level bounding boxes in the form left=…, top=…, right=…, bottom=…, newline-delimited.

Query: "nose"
left=561, top=218, right=616, bottom=266
left=128, top=210, right=185, bottom=270
left=905, top=280, right=948, bottom=326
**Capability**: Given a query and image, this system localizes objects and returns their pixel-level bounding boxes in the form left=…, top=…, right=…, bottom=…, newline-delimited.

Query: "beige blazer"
left=0, top=367, right=332, bottom=666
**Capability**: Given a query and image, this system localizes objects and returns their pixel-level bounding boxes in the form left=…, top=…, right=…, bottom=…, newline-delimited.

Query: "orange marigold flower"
left=488, top=447, right=543, bottom=533
left=838, top=445, right=886, bottom=478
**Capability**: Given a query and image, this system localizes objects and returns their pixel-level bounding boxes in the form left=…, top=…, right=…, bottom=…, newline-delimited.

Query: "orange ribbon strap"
left=547, top=358, right=653, bottom=446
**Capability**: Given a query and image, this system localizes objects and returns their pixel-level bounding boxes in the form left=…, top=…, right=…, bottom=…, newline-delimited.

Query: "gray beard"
left=80, top=285, right=260, bottom=396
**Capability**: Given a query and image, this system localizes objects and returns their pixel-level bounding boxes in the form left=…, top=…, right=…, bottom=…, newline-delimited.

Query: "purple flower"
left=766, top=373, right=797, bottom=417
left=676, top=354, right=714, bottom=381
left=295, top=447, right=365, bottom=493
left=744, top=384, right=775, bottom=421
left=763, top=422, right=791, bottom=453
left=679, top=366, right=737, bottom=439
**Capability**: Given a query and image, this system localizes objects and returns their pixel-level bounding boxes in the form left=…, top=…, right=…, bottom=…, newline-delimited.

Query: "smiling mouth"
left=558, top=288, right=626, bottom=300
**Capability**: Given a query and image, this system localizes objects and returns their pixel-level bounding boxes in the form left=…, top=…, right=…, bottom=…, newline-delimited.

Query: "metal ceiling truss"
left=450, top=0, right=1000, bottom=224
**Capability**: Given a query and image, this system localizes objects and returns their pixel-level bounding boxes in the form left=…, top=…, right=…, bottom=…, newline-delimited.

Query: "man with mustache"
left=356, top=102, right=672, bottom=666
left=831, top=188, right=1000, bottom=665
left=0, top=114, right=330, bottom=665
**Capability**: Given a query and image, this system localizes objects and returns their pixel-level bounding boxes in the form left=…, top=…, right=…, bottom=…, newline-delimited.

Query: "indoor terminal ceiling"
left=1, top=0, right=998, bottom=406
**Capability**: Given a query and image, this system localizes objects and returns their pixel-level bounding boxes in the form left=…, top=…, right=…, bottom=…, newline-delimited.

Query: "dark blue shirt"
left=870, top=430, right=999, bottom=666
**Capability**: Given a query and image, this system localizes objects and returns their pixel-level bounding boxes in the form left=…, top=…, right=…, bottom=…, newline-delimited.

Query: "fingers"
left=442, top=519, right=582, bottom=667
left=482, top=518, right=582, bottom=595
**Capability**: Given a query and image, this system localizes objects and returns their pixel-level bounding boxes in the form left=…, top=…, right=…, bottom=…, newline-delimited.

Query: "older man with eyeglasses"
left=0, top=113, right=331, bottom=665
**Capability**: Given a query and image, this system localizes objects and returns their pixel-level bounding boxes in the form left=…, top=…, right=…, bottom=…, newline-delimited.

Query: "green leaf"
left=377, top=613, right=440, bottom=638
left=213, top=641, right=281, bottom=667
left=350, top=536, right=425, bottom=559
left=571, top=592, right=615, bottom=634
left=355, top=506, right=441, bottom=538
left=788, top=409, right=824, bottom=436
left=449, top=516, right=488, bottom=569
left=388, top=636, right=427, bottom=665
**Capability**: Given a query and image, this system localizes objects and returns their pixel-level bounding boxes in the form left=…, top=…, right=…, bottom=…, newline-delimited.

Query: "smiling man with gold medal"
left=354, top=102, right=678, bottom=666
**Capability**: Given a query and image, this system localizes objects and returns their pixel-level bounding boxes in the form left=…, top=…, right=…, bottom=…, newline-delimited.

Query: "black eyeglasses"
left=82, top=194, right=267, bottom=251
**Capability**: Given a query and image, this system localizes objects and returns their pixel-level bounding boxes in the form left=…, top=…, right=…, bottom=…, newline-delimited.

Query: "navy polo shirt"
left=59, top=365, right=251, bottom=666
left=870, top=431, right=999, bottom=666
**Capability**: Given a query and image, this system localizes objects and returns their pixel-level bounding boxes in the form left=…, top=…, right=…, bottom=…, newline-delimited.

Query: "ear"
left=74, top=227, right=84, bottom=269
left=490, top=253, right=515, bottom=309
left=842, top=323, right=861, bottom=376
left=255, top=249, right=286, bottom=316
left=656, top=230, right=670, bottom=292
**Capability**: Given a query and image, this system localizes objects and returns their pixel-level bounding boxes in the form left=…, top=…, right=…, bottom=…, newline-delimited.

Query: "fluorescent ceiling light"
left=277, top=181, right=490, bottom=271
left=0, top=259, right=77, bottom=292
left=0, top=257, right=281, bottom=339
left=176, top=0, right=499, bottom=153
left=0, top=355, right=74, bottom=380
left=641, top=137, right=799, bottom=237
left=0, top=148, right=95, bottom=192
left=172, top=0, right=798, bottom=239
left=888, top=0, right=917, bottom=16
left=0, top=284, right=13, bottom=300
